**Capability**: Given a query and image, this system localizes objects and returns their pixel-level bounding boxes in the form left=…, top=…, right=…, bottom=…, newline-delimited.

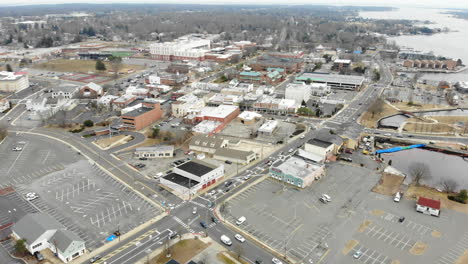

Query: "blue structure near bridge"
left=375, top=144, right=425, bottom=154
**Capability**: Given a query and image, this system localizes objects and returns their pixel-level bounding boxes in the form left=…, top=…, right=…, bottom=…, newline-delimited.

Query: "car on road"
left=235, top=234, right=245, bottom=242
left=211, top=216, right=219, bottom=223
left=139, top=157, right=148, bottom=160
left=300, top=135, right=305, bottom=139
left=220, top=235, right=232, bottom=246
left=89, top=255, right=102, bottom=263
left=169, top=231, right=178, bottom=239
left=288, top=148, right=294, bottom=153
left=272, top=258, right=283, bottom=264
left=12, top=147, right=23, bottom=151
left=200, top=221, right=207, bottom=228
left=225, top=181, right=233, bottom=187
left=255, top=259, right=263, bottom=264
left=225, top=160, right=232, bottom=164
left=208, top=190, right=217, bottom=195
left=340, top=157, right=352, bottom=162
left=394, top=192, right=401, bottom=202
left=192, top=207, right=197, bottom=214
left=384, top=133, right=391, bottom=136
left=353, top=250, right=363, bottom=259
left=6, top=117, right=11, bottom=121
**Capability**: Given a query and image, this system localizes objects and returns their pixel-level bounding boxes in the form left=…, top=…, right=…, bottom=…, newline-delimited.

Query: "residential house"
left=12, top=213, right=85, bottom=263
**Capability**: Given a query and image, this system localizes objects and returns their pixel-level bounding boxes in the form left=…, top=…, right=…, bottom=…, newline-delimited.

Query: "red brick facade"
left=120, top=103, right=163, bottom=130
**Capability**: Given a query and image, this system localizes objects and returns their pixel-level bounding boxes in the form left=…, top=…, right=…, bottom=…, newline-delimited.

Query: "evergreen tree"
left=95, top=60, right=106, bottom=71
left=6, top=64, right=13, bottom=72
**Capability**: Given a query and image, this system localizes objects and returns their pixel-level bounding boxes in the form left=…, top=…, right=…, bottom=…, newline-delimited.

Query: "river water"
left=360, top=8, right=468, bottom=82
left=382, top=148, right=468, bottom=191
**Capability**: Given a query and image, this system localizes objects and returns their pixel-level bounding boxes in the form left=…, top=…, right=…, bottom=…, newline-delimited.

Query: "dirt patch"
left=94, top=135, right=132, bottom=149
left=406, top=185, right=468, bottom=214
left=151, top=239, right=209, bottom=264
left=371, top=210, right=385, bottom=216
left=342, top=240, right=359, bottom=255
left=226, top=252, right=250, bottom=264
left=455, top=250, right=468, bottom=264
left=358, top=220, right=372, bottom=233
left=392, top=102, right=451, bottom=111
left=409, top=241, right=427, bottom=255
left=217, top=253, right=237, bottom=264
left=403, top=120, right=458, bottom=135
left=391, top=260, right=401, bottom=264
left=32, top=59, right=145, bottom=76
left=359, top=102, right=399, bottom=128
left=431, top=230, right=442, bottom=238
left=372, top=173, right=404, bottom=196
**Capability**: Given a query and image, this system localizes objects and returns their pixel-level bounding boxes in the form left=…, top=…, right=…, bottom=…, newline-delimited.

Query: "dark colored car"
left=255, top=259, right=263, bottom=264
left=200, top=221, right=207, bottom=228
left=211, top=216, right=219, bottom=223
left=225, top=181, right=233, bottom=187
left=225, top=160, right=232, bottom=164
left=139, top=157, right=148, bottom=160
left=90, top=255, right=102, bottom=263
left=34, top=252, right=44, bottom=261
left=399, top=217, right=405, bottom=223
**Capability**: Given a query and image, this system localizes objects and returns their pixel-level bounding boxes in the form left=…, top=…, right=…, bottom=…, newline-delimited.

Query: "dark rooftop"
left=121, top=107, right=153, bottom=117
left=177, top=160, right=216, bottom=177
left=163, top=173, right=199, bottom=189
left=307, top=138, right=333, bottom=148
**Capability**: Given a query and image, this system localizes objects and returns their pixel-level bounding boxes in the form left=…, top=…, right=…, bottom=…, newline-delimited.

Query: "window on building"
left=165, top=153, right=170, bottom=156
left=72, top=252, right=80, bottom=258
left=32, top=243, right=42, bottom=249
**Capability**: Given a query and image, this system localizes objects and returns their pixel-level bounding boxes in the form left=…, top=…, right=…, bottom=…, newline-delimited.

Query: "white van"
left=236, top=216, right=246, bottom=225
left=394, top=192, right=401, bottom=202
left=220, top=235, right=232, bottom=246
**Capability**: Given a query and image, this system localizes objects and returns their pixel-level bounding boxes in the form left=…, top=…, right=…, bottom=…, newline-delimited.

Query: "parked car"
left=211, top=216, right=219, bottom=223
left=192, top=207, right=197, bottom=214
left=225, top=181, right=233, bottom=187
left=272, top=258, right=283, bottom=264
left=225, top=160, right=232, bottom=164
left=322, top=194, right=331, bottom=202
left=208, top=190, right=217, bottom=195
left=353, top=250, right=362, bottom=259
left=34, top=252, right=45, bottom=261
left=255, top=259, right=263, bottom=264
left=89, top=255, right=102, bottom=263
left=235, top=234, right=245, bottom=243
left=236, top=216, right=246, bottom=225
left=169, top=231, right=178, bottom=239
left=394, top=192, right=401, bottom=202
left=139, top=157, right=148, bottom=160
left=398, top=216, right=405, bottom=223
left=12, top=147, right=22, bottom=151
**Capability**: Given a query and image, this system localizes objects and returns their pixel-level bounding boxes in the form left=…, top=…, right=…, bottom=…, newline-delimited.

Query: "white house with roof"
left=0, top=98, right=10, bottom=112
left=79, top=82, right=103, bottom=98
left=51, top=84, right=79, bottom=99
left=12, top=213, right=85, bottom=263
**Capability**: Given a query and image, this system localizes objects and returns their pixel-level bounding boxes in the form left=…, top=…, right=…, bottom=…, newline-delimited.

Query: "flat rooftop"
left=199, top=105, right=239, bottom=119
left=121, top=107, right=153, bottom=117
left=297, top=73, right=365, bottom=85
left=176, top=160, right=217, bottom=177
left=274, top=157, right=323, bottom=179
left=163, top=173, right=200, bottom=189
left=135, top=145, right=174, bottom=152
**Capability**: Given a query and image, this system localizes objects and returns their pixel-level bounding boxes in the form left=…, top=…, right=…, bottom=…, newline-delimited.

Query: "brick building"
left=403, top=59, right=458, bottom=70
left=120, top=101, right=163, bottom=130
left=249, top=54, right=303, bottom=74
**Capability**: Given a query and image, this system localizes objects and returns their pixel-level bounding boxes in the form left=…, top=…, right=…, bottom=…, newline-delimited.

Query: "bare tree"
left=233, top=245, right=244, bottom=260
left=440, top=179, right=458, bottom=193
left=409, top=162, right=431, bottom=185
left=109, top=57, right=123, bottom=80
left=368, top=98, right=384, bottom=118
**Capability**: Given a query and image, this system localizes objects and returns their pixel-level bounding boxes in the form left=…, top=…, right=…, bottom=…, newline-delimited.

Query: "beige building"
left=0, top=71, right=29, bottom=92
left=189, top=135, right=228, bottom=154
left=134, top=145, right=174, bottom=159
left=213, top=148, right=257, bottom=164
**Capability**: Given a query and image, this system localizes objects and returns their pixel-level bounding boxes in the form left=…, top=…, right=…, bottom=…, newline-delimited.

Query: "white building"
left=134, top=145, right=174, bottom=159
left=269, top=157, right=325, bottom=188
left=98, top=95, right=119, bottom=106
left=160, top=160, right=224, bottom=197
left=149, top=34, right=212, bottom=61
left=51, top=84, right=79, bottom=99
left=171, top=94, right=205, bottom=118
left=416, top=197, right=441, bottom=217
left=304, top=138, right=335, bottom=160
left=258, top=120, right=278, bottom=135
left=12, top=213, right=85, bottom=263
left=0, top=71, right=29, bottom=92
left=285, top=83, right=312, bottom=103
left=213, top=148, right=257, bottom=164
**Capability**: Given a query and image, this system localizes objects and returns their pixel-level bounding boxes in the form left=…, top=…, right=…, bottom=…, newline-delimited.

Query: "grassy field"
left=94, top=135, right=132, bottom=149
left=151, top=239, right=209, bottom=264
left=359, top=102, right=399, bottom=128
left=392, top=102, right=451, bottom=111
left=32, top=59, right=145, bottom=75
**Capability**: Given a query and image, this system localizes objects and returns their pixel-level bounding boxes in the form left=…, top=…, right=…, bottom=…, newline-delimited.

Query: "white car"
left=288, top=148, right=294, bottom=153
left=234, top=234, right=245, bottom=243
left=25, top=192, right=37, bottom=198
left=300, top=135, right=305, bottom=139
left=208, top=190, right=217, bottom=195
left=272, top=258, right=283, bottom=264
left=25, top=193, right=39, bottom=201
left=321, top=194, right=331, bottom=202
left=12, top=147, right=22, bottom=151
left=353, top=250, right=363, bottom=259
left=192, top=207, right=197, bottom=214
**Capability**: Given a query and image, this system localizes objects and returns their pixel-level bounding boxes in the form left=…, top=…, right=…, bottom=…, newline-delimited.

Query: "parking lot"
left=0, top=134, right=77, bottom=189
left=220, top=159, right=468, bottom=264
left=18, top=160, right=160, bottom=250
left=0, top=134, right=161, bottom=251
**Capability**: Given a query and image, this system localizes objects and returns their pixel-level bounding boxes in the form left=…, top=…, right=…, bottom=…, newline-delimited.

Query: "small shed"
left=416, top=197, right=440, bottom=217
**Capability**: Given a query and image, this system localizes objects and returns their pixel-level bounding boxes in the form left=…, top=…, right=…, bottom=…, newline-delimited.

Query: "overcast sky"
left=0, top=0, right=468, bottom=9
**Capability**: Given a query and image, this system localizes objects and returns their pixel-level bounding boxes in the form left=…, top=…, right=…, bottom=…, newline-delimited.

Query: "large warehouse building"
left=296, top=73, right=365, bottom=91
